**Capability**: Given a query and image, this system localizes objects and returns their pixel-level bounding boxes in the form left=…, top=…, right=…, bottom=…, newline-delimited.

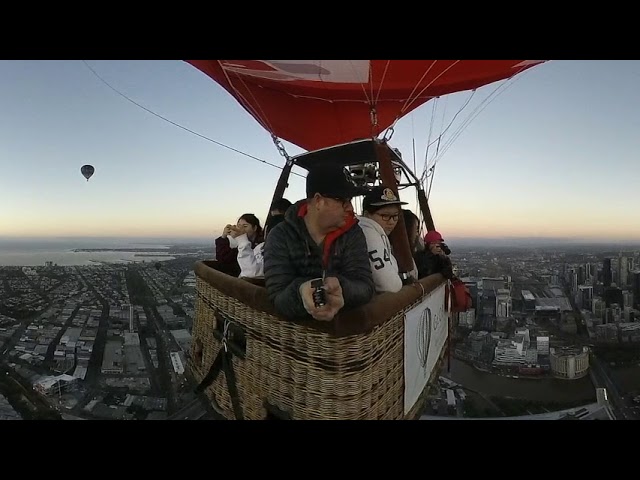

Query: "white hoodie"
left=232, top=233, right=265, bottom=278
left=357, top=216, right=403, bottom=293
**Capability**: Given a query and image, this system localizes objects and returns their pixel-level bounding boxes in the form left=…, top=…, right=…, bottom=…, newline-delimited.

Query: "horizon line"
left=2, top=234, right=640, bottom=244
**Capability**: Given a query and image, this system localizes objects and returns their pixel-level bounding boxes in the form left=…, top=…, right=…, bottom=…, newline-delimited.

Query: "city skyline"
left=2, top=60, right=639, bottom=240
left=2, top=243, right=637, bottom=420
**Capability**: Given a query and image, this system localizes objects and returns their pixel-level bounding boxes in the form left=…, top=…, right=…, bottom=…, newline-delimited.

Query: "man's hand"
left=299, top=276, right=344, bottom=321
left=439, top=256, right=454, bottom=280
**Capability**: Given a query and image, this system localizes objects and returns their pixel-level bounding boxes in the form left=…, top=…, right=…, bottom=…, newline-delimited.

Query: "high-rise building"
left=604, top=286, right=624, bottom=308
left=623, top=291, right=634, bottom=309
left=603, top=258, right=612, bottom=287
left=496, top=289, right=511, bottom=318
left=631, top=271, right=640, bottom=309
left=571, top=271, right=578, bottom=294
left=536, top=336, right=550, bottom=355
left=618, top=256, right=628, bottom=287
left=585, top=263, right=593, bottom=281
left=130, top=304, right=135, bottom=332
left=578, top=285, right=593, bottom=310
left=458, top=309, right=475, bottom=328
left=593, top=298, right=605, bottom=320
left=522, top=290, right=536, bottom=312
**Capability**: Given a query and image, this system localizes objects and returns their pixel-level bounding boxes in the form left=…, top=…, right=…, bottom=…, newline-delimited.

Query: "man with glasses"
left=263, top=163, right=375, bottom=322
left=358, top=185, right=409, bottom=293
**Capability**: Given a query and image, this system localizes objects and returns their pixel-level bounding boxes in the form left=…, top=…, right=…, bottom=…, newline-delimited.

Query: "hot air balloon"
left=186, top=60, right=545, bottom=152
left=154, top=262, right=161, bottom=271
left=80, top=164, right=95, bottom=181
left=183, top=60, right=548, bottom=420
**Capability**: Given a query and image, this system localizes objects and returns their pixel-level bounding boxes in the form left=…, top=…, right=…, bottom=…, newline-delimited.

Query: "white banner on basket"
left=404, top=283, right=448, bottom=414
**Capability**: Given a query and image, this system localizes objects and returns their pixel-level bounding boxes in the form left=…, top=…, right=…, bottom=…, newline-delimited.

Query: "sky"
left=1, top=60, right=639, bottom=242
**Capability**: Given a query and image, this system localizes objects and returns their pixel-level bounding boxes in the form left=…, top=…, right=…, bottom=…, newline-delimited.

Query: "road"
left=590, top=354, right=636, bottom=420
left=167, top=398, right=209, bottom=420
left=146, top=304, right=179, bottom=412
left=43, top=304, right=80, bottom=371
left=74, top=267, right=110, bottom=389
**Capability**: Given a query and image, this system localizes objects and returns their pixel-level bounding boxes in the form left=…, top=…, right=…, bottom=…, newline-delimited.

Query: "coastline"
left=0, top=239, right=209, bottom=267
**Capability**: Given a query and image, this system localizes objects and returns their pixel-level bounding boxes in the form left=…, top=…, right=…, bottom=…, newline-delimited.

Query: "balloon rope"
left=81, top=60, right=304, bottom=178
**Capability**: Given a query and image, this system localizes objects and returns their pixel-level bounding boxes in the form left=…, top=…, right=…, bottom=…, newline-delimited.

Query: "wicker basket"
left=188, top=260, right=447, bottom=420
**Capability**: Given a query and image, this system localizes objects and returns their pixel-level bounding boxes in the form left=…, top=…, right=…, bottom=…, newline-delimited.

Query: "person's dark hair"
left=238, top=213, right=263, bottom=241
left=403, top=209, right=420, bottom=251
left=363, top=203, right=385, bottom=215
left=265, top=213, right=285, bottom=237
left=271, top=198, right=292, bottom=214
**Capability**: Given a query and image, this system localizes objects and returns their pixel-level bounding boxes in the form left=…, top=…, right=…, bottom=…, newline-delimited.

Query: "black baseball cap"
left=362, top=185, right=408, bottom=211
left=306, top=163, right=368, bottom=199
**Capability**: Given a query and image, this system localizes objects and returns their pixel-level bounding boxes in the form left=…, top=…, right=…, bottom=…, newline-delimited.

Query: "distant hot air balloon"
left=155, top=262, right=161, bottom=271
left=81, top=165, right=95, bottom=181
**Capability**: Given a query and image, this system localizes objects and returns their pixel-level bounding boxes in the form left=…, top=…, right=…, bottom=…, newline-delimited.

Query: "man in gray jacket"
left=263, top=163, right=375, bottom=322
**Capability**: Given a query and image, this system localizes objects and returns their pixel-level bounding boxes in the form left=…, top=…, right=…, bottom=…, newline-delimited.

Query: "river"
left=609, top=365, right=640, bottom=394
left=442, top=358, right=596, bottom=403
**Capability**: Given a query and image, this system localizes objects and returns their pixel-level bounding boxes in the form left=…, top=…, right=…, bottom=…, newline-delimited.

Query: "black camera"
left=441, top=242, right=451, bottom=255
left=310, top=278, right=326, bottom=308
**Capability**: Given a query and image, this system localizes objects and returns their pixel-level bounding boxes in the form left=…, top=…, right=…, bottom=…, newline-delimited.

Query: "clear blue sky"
left=1, top=60, right=639, bottom=241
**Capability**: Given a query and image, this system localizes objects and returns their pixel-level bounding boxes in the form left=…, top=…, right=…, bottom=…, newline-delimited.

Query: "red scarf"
left=298, top=202, right=357, bottom=268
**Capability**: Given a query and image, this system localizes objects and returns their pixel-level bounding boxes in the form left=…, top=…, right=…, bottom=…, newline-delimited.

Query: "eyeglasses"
left=375, top=213, right=399, bottom=222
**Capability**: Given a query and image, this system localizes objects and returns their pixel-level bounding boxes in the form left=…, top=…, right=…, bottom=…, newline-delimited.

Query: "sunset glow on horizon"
left=1, top=60, right=639, bottom=243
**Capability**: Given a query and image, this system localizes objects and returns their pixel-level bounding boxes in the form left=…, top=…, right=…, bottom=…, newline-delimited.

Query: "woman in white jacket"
left=358, top=185, right=409, bottom=293
left=230, top=214, right=286, bottom=279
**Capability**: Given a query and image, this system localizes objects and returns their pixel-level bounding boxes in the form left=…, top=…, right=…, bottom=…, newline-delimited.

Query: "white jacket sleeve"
left=236, top=234, right=265, bottom=278
left=358, top=217, right=403, bottom=293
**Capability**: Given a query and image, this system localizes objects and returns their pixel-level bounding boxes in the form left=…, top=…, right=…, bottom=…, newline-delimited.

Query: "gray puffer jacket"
left=263, top=200, right=375, bottom=320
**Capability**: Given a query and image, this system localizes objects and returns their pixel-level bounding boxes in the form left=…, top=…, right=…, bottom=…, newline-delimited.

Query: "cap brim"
left=368, top=200, right=409, bottom=206
left=334, top=184, right=369, bottom=198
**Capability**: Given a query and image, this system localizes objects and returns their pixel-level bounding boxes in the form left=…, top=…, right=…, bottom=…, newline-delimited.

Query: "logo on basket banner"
left=417, top=307, right=432, bottom=372
left=416, top=302, right=446, bottom=376
left=431, top=303, right=444, bottom=332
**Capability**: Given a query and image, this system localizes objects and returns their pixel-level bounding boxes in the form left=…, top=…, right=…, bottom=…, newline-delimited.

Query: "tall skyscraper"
left=584, top=263, right=592, bottom=280
left=603, top=258, right=612, bottom=288
left=604, top=286, right=624, bottom=308
left=618, top=256, right=628, bottom=287
left=631, top=271, right=640, bottom=309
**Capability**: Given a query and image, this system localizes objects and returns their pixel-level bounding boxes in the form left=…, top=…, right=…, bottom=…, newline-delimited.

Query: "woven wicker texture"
left=189, top=269, right=446, bottom=420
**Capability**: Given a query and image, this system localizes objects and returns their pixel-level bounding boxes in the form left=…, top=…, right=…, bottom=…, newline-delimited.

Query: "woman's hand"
left=228, top=226, right=243, bottom=239
left=222, top=224, right=233, bottom=238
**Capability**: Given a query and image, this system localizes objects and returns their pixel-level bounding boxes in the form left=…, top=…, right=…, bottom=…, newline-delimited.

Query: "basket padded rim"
left=195, top=260, right=445, bottom=338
